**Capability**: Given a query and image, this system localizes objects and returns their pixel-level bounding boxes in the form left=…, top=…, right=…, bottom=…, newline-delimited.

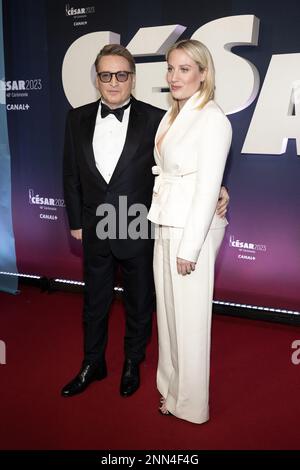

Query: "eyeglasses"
left=97, top=71, right=134, bottom=83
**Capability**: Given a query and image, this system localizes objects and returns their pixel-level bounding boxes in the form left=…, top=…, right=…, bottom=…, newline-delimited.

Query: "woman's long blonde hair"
left=167, top=39, right=215, bottom=123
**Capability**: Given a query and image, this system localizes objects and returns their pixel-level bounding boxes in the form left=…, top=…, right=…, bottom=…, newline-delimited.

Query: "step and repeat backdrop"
left=0, top=0, right=299, bottom=314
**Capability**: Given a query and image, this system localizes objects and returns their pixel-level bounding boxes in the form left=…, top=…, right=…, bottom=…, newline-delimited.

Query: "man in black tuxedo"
left=61, top=44, right=229, bottom=398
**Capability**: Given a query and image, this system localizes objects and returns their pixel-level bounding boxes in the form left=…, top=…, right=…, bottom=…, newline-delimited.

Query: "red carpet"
left=0, top=284, right=299, bottom=450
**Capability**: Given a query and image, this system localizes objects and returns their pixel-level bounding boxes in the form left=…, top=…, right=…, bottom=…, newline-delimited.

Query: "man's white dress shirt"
left=92, top=100, right=131, bottom=183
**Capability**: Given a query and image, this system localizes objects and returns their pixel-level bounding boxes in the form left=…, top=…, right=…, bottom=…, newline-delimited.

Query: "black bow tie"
left=100, top=100, right=131, bottom=122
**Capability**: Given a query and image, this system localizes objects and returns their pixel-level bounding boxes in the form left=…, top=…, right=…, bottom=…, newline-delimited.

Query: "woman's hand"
left=176, top=257, right=196, bottom=275
left=70, top=229, right=82, bottom=241
left=217, top=186, right=229, bottom=218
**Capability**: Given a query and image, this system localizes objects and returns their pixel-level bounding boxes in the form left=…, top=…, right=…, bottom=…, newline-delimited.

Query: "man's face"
left=96, top=55, right=135, bottom=109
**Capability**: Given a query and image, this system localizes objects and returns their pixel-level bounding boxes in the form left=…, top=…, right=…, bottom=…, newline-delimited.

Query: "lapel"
left=154, top=91, right=206, bottom=164
left=154, top=107, right=172, bottom=165
left=80, top=99, right=108, bottom=190
left=109, top=97, right=146, bottom=186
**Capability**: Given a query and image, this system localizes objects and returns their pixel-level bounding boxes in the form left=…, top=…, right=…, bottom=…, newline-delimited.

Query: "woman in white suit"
left=147, top=39, right=232, bottom=424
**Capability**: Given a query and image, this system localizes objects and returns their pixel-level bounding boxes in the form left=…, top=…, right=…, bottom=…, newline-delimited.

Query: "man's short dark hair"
left=95, top=44, right=136, bottom=73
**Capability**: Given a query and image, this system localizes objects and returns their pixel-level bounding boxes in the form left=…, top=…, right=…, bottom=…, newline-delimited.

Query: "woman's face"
left=167, top=49, right=207, bottom=109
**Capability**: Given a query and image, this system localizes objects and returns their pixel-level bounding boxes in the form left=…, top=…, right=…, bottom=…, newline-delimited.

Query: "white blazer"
left=147, top=92, right=232, bottom=262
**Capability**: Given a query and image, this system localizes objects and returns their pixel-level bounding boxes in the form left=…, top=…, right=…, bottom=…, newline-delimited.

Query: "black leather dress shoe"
left=61, top=362, right=107, bottom=397
left=120, top=359, right=140, bottom=397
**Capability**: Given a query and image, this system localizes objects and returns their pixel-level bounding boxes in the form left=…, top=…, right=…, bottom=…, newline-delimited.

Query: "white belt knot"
left=152, top=165, right=161, bottom=176
left=151, top=165, right=197, bottom=194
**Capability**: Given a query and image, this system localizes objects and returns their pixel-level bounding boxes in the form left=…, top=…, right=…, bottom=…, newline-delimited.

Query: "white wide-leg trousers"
left=153, top=225, right=225, bottom=424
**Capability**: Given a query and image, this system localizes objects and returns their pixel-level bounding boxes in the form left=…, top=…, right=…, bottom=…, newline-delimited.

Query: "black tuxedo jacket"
left=63, top=97, right=165, bottom=259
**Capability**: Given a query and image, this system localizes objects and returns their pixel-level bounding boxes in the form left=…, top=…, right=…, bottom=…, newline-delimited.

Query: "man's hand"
left=71, top=229, right=82, bottom=241
left=177, top=257, right=196, bottom=276
left=216, top=186, right=229, bottom=218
